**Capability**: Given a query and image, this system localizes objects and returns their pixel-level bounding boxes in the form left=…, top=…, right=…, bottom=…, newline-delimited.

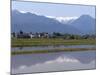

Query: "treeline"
left=11, top=31, right=96, bottom=39
left=51, top=32, right=96, bottom=39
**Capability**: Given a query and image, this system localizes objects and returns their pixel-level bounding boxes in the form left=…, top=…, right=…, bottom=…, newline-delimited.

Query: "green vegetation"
left=12, top=47, right=96, bottom=55
left=11, top=38, right=96, bottom=47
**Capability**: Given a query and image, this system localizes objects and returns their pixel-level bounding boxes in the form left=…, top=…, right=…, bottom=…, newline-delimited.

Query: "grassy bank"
left=11, top=38, right=96, bottom=47
left=12, top=47, right=96, bottom=55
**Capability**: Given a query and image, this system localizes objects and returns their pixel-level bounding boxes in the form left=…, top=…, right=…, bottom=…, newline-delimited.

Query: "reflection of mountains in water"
left=12, top=10, right=96, bottom=34
left=11, top=50, right=96, bottom=68
left=11, top=51, right=96, bottom=74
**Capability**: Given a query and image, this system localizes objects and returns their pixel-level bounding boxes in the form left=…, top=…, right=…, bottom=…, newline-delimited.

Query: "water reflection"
left=11, top=51, right=96, bottom=74
left=19, top=47, right=23, bottom=50
left=12, top=45, right=96, bottom=51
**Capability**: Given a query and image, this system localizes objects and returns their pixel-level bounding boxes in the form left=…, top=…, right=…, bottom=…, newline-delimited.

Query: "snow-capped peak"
left=46, top=16, right=78, bottom=24
left=19, top=10, right=28, bottom=13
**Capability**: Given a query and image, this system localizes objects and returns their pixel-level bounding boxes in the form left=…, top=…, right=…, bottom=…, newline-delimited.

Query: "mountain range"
left=11, top=10, right=96, bottom=35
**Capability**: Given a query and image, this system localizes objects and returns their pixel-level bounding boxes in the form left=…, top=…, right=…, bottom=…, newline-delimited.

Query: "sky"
left=12, top=1, right=96, bottom=18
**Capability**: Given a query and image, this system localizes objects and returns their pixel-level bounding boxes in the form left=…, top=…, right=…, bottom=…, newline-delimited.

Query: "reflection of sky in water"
left=11, top=51, right=96, bottom=74
left=12, top=45, right=96, bottom=51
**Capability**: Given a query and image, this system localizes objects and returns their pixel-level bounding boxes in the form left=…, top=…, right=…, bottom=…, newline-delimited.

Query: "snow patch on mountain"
left=46, top=16, right=78, bottom=24
left=19, top=10, right=27, bottom=13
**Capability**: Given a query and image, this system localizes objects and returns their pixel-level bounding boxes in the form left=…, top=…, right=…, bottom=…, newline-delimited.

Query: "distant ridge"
left=11, top=10, right=96, bottom=35
left=69, top=15, right=96, bottom=34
